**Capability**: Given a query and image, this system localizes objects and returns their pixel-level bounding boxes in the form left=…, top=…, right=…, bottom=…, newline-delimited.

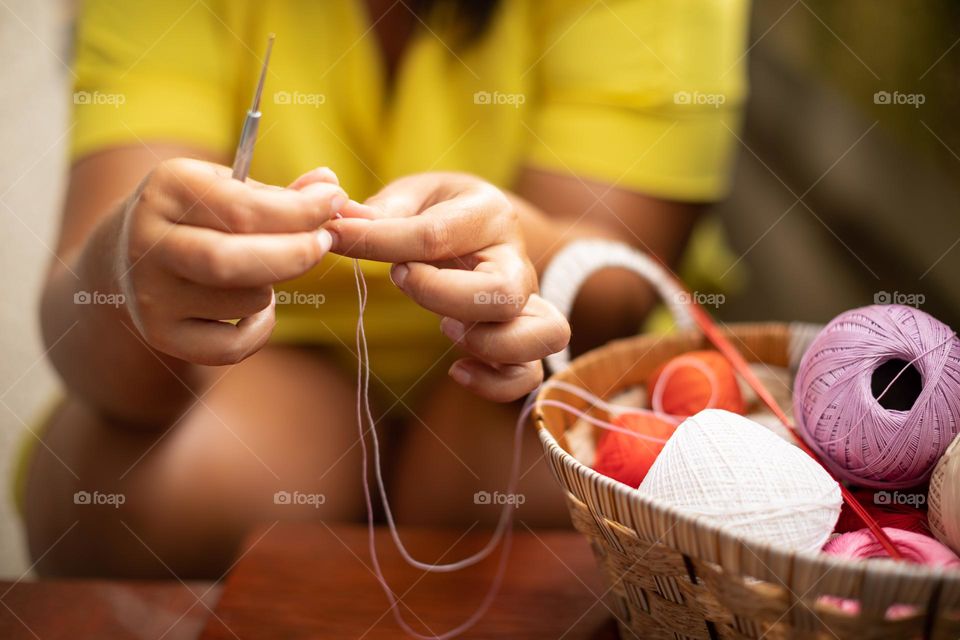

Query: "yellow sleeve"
left=525, top=0, right=751, bottom=201
left=70, top=0, right=246, bottom=161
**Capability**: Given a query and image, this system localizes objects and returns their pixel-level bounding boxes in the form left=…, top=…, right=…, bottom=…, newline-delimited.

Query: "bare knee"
left=392, top=379, right=570, bottom=529
left=24, top=348, right=365, bottom=578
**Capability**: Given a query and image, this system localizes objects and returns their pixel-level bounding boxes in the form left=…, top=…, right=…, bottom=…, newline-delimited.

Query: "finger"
left=353, top=172, right=455, bottom=219
left=392, top=251, right=534, bottom=322
left=170, top=174, right=347, bottom=234
left=287, top=166, right=340, bottom=190
left=440, top=296, right=570, bottom=364
left=149, top=279, right=274, bottom=322
left=447, top=359, right=543, bottom=403
left=359, top=172, right=484, bottom=218
left=338, top=199, right=380, bottom=219
left=154, top=303, right=276, bottom=366
left=159, top=224, right=331, bottom=287
left=327, top=188, right=510, bottom=262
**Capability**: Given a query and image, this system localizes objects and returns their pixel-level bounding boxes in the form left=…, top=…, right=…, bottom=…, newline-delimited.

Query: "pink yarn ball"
left=821, top=527, right=960, bottom=619
left=794, top=305, right=960, bottom=488
left=823, top=527, right=960, bottom=567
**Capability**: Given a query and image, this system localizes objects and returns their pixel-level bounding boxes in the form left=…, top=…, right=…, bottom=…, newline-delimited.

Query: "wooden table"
left=1, top=525, right=620, bottom=639
left=204, top=523, right=618, bottom=639
left=0, top=579, right=220, bottom=639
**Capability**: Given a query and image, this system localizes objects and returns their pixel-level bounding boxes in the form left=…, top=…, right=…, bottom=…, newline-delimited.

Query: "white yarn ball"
left=638, top=409, right=842, bottom=553
left=929, top=434, right=960, bottom=555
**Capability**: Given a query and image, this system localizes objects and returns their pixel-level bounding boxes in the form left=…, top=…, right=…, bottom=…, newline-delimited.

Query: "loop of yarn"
left=793, top=304, right=960, bottom=488
left=353, top=262, right=517, bottom=640
left=928, top=433, right=960, bottom=554
left=638, top=409, right=842, bottom=553
left=352, top=264, right=669, bottom=639
left=648, top=350, right=745, bottom=417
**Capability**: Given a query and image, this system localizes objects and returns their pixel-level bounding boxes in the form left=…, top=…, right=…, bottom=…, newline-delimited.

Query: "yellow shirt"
left=71, top=0, right=749, bottom=395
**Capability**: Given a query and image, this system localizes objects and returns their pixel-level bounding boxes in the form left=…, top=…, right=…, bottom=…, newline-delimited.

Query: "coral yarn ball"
left=592, top=413, right=677, bottom=488
left=647, top=350, right=745, bottom=417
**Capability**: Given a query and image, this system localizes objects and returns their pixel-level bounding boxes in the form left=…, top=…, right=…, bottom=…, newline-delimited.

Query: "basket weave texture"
left=534, top=323, right=960, bottom=640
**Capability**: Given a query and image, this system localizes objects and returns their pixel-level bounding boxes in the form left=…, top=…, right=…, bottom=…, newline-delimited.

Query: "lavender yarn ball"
left=793, top=304, right=960, bottom=488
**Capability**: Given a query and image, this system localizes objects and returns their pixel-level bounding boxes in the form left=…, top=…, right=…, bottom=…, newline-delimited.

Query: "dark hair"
left=414, top=0, right=501, bottom=45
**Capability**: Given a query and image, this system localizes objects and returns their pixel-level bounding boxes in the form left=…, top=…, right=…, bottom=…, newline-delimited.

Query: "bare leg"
left=392, top=376, right=570, bottom=529
left=23, top=346, right=365, bottom=579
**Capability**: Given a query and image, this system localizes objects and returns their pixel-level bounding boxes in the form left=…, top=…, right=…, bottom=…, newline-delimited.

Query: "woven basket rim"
left=533, top=322, right=960, bottom=591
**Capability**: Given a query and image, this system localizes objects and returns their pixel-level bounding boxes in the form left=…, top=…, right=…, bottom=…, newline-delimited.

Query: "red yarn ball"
left=592, top=413, right=677, bottom=488
left=647, top=350, right=745, bottom=417
left=835, top=489, right=930, bottom=536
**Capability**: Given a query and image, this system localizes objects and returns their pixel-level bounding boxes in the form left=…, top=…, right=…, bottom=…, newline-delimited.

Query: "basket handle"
left=539, top=239, right=696, bottom=374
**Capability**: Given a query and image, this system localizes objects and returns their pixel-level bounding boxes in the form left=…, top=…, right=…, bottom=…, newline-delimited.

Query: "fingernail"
left=449, top=363, right=472, bottom=386
left=390, top=263, right=408, bottom=288
left=316, top=166, right=339, bottom=185
left=317, top=229, right=333, bottom=253
left=330, top=192, right=347, bottom=213
left=440, top=317, right=465, bottom=343
left=301, top=182, right=333, bottom=197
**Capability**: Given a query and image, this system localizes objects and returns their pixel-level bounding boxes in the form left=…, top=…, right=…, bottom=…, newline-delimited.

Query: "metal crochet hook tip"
left=232, top=34, right=275, bottom=181
left=249, top=33, right=275, bottom=112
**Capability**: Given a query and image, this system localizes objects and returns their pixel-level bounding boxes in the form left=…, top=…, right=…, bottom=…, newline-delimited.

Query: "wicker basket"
left=533, top=241, right=960, bottom=640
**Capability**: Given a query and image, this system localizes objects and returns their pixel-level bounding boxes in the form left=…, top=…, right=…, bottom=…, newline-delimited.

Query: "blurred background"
left=1, top=0, right=958, bottom=576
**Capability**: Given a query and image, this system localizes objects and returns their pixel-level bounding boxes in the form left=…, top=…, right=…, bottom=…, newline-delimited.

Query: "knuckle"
left=131, top=286, right=160, bottom=317
left=137, top=317, right=168, bottom=352
left=158, top=156, right=192, bottom=176
left=499, top=277, right=526, bottom=304
left=199, top=243, right=236, bottom=283
left=134, top=178, right=162, bottom=214
left=295, top=197, right=324, bottom=228
left=524, top=363, right=544, bottom=391
left=483, top=186, right=514, bottom=233
left=403, top=265, right=431, bottom=300
left=225, top=318, right=274, bottom=365
left=148, top=159, right=189, bottom=195
left=546, top=318, right=572, bottom=354
left=522, top=262, right=538, bottom=295
left=492, top=189, right=515, bottom=220
left=220, top=197, right=256, bottom=233
left=467, top=329, right=497, bottom=359
left=149, top=158, right=179, bottom=187
left=250, top=287, right=274, bottom=311
left=488, top=277, right=526, bottom=319
left=125, top=219, right=155, bottom=265
left=218, top=340, right=250, bottom=365
left=290, top=235, right=319, bottom=272
left=140, top=159, right=197, bottom=221
left=421, top=221, right=451, bottom=259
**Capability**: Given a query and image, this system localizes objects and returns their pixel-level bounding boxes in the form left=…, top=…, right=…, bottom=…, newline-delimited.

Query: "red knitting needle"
left=680, top=294, right=905, bottom=561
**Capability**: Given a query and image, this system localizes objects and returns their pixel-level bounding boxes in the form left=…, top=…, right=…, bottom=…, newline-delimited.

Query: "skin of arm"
left=513, top=167, right=703, bottom=355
